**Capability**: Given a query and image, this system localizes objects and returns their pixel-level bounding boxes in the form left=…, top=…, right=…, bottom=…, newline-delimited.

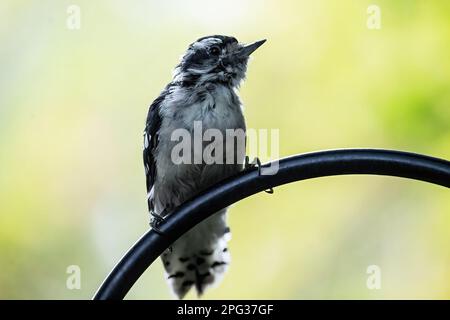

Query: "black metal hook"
left=94, top=149, right=450, bottom=300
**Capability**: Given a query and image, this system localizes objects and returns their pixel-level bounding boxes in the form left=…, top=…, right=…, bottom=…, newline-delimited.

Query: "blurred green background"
left=0, top=0, right=449, bottom=299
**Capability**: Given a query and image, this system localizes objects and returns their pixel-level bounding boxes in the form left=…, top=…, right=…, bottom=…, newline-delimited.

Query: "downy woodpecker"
left=143, top=35, right=265, bottom=298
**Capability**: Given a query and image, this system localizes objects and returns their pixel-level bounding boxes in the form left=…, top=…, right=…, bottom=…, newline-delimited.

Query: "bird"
left=143, top=35, right=265, bottom=299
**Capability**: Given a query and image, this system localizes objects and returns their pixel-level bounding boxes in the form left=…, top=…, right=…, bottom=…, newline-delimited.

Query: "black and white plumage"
left=143, top=35, right=265, bottom=298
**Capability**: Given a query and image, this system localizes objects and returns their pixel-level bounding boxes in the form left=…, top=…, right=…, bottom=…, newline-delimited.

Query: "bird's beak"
left=237, top=39, right=266, bottom=57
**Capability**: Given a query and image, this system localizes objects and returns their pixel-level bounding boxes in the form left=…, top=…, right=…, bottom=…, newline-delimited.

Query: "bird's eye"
left=210, top=46, right=221, bottom=56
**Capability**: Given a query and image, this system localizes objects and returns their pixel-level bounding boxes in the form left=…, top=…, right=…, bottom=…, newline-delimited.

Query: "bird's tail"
left=161, top=213, right=231, bottom=299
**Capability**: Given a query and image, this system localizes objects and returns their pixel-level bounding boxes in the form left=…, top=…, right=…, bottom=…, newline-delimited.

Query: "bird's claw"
left=149, top=210, right=166, bottom=235
left=244, top=156, right=262, bottom=174
left=244, top=156, right=274, bottom=194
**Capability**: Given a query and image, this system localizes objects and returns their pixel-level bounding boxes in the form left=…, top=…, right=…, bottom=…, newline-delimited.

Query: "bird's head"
left=173, top=35, right=266, bottom=87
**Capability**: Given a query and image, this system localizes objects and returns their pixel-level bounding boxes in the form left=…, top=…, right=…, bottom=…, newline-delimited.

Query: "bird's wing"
left=143, top=89, right=167, bottom=211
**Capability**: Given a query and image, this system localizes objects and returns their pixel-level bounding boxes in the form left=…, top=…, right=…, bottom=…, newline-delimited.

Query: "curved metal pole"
left=94, top=149, right=450, bottom=300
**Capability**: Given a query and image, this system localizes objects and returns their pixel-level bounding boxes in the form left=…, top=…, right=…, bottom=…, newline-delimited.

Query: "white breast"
left=153, top=84, right=246, bottom=212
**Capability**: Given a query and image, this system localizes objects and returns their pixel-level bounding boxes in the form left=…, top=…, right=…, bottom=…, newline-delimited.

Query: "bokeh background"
left=0, top=0, right=449, bottom=299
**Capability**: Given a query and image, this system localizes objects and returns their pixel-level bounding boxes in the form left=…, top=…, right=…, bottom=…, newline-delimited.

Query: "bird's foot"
left=244, top=155, right=263, bottom=173
left=149, top=210, right=167, bottom=235
left=244, top=156, right=274, bottom=194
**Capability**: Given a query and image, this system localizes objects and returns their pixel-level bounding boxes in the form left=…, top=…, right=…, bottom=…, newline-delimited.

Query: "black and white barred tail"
left=161, top=209, right=231, bottom=299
